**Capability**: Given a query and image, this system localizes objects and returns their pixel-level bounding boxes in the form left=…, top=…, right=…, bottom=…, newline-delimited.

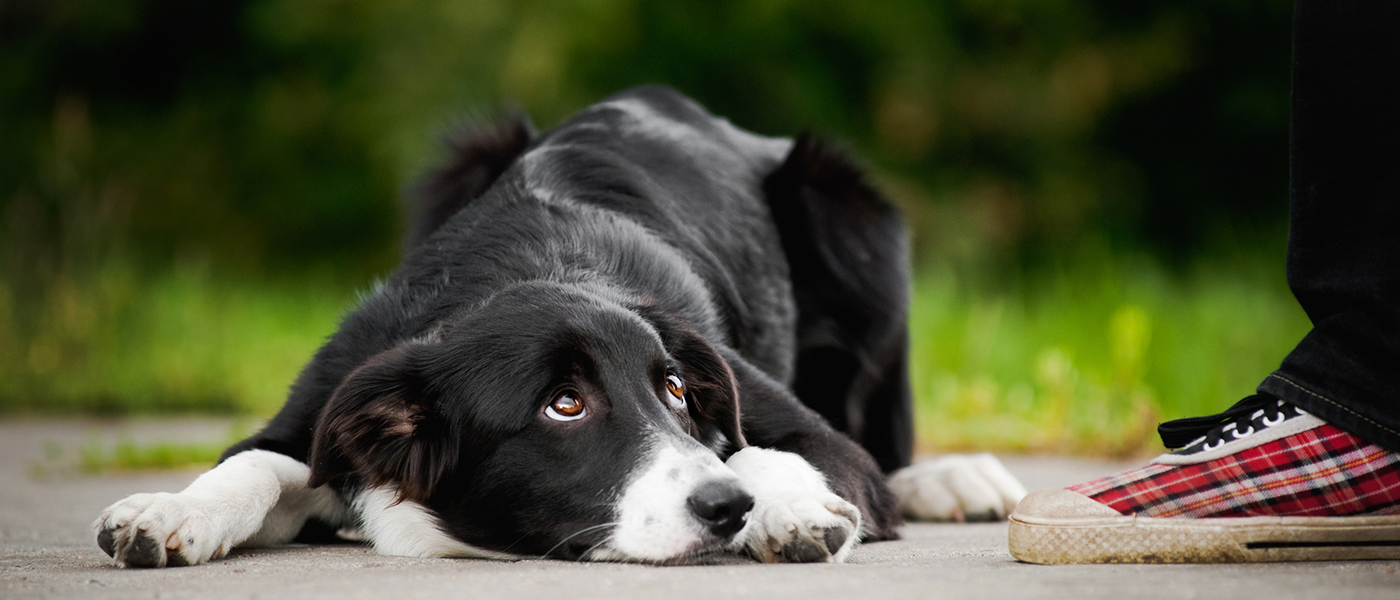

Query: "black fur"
left=405, top=115, right=535, bottom=248
left=224, top=86, right=913, bottom=557
left=764, top=133, right=913, bottom=472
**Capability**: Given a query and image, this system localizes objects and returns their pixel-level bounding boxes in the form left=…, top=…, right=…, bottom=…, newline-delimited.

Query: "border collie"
left=94, top=87, right=1025, bottom=566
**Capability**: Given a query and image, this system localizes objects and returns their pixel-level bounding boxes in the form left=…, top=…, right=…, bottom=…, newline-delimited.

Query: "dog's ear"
left=405, top=114, right=535, bottom=248
left=664, top=323, right=747, bottom=454
left=307, top=342, right=454, bottom=503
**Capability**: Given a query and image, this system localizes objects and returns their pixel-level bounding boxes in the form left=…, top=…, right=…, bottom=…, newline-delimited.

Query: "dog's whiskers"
left=543, top=522, right=615, bottom=559
left=578, top=536, right=615, bottom=562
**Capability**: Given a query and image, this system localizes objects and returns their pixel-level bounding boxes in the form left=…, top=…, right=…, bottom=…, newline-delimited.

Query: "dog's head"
left=307, top=281, right=753, bottom=561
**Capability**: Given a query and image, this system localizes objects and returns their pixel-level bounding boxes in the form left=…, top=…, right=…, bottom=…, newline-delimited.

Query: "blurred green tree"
left=0, top=0, right=1302, bottom=426
left=3, top=0, right=1292, bottom=278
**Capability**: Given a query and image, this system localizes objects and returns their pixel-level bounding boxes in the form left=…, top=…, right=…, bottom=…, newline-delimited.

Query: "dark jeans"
left=1255, top=0, right=1400, bottom=452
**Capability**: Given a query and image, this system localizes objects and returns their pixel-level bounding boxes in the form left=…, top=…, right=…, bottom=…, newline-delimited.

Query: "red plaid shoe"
left=1008, top=394, right=1400, bottom=563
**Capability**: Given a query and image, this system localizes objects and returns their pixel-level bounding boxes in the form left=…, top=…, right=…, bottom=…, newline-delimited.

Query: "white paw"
left=94, top=493, right=229, bottom=567
left=724, top=447, right=861, bottom=563
left=887, top=453, right=1027, bottom=522
left=734, top=490, right=861, bottom=563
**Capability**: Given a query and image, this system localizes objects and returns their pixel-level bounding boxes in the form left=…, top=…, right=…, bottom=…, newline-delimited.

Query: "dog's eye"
left=545, top=391, right=586, bottom=421
left=665, top=373, right=685, bottom=408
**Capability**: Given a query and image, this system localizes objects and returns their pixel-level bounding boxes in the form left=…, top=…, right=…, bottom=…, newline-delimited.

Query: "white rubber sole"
left=1008, top=489, right=1400, bottom=564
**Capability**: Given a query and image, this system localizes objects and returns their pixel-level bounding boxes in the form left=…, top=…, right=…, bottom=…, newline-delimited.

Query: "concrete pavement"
left=2, top=420, right=1397, bottom=599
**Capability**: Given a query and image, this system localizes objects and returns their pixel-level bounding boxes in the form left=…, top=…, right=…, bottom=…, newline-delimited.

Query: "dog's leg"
left=725, top=447, right=862, bottom=563
left=717, top=346, right=900, bottom=562
left=887, top=454, right=1028, bottom=522
left=94, top=449, right=346, bottom=567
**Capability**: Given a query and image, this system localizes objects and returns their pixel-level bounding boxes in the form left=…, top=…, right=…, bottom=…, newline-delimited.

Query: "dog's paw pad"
left=822, top=525, right=848, bottom=554
left=94, top=493, right=222, bottom=568
left=887, top=453, right=1028, bottom=522
left=125, top=530, right=166, bottom=568
left=781, top=537, right=827, bottom=563
left=96, top=525, right=117, bottom=558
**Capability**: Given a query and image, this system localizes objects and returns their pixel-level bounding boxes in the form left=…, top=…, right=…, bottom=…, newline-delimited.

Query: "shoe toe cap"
left=1010, top=488, right=1124, bottom=523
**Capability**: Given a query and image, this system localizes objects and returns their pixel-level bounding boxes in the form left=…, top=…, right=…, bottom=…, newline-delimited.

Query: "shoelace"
left=1157, top=394, right=1296, bottom=450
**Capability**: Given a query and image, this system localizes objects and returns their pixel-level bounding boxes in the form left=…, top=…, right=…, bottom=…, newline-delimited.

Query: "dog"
left=93, top=86, right=1026, bottom=567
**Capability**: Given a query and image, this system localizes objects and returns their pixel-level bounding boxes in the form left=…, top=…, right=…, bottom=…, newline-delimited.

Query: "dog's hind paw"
left=725, top=447, right=861, bottom=563
left=887, top=453, right=1027, bottom=522
left=94, top=493, right=228, bottom=568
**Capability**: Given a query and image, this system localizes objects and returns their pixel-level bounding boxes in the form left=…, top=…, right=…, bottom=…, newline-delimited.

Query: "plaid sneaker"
left=1008, top=394, right=1400, bottom=564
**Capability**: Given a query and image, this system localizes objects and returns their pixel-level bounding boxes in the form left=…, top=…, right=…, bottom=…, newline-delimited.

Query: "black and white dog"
left=94, top=87, right=1025, bottom=566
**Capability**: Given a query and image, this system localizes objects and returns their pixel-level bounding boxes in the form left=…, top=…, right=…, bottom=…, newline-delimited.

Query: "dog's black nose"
left=687, top=480, right=754, bottom=539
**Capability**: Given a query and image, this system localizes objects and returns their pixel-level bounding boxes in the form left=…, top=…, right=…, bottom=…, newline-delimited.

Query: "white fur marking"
left=596, top=99, right=709, bottom=148
left=714, top=116, right=794, bottom=158
left=594, top=99, right=791, bottom=169
left=353, top=487, right=517, bottom=560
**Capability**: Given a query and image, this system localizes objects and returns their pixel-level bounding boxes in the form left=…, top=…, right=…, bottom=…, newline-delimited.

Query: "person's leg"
left=1257, top=0, right=1400, bottom=452
left=1007, top=0, right=1400, bottom=564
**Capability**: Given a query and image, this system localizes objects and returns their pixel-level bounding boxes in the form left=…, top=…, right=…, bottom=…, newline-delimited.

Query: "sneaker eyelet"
left=1203, top=439, right=1225, bottom=451
left=1237, top=426, right=1254, bottom=437
left=1262, top=414, right=1284, bottom=427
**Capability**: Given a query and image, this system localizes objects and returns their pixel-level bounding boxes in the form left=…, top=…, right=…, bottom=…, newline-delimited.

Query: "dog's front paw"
left=887, top=453, right=1027, bottom=522
left=725, top=447, right=861, bottom=563
left=736, top=490, right=860, bottom=563
left=94, top=493, right=227, bottom=568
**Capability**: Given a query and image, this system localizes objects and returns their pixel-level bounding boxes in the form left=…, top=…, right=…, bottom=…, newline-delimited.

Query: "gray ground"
left=2, top=420, right=1397, bottom=600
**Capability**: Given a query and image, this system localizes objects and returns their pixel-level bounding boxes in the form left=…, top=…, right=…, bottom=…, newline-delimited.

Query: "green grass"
left=28, top=423, right=253, bottom=477
left=0, top=262, right=356, bottom=416
left=910, top=252, right=1311, bottom=456
left=2, top=251, right=1313, bottom=457
left=77, top=437, right=227, bottom=473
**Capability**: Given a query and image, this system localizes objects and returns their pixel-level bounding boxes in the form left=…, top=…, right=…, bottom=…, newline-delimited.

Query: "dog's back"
left=411, top=86, right=802, bottom=385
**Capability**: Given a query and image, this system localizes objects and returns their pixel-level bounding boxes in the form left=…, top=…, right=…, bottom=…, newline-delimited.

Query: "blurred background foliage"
left=1, top=0, right=1307, bottom=454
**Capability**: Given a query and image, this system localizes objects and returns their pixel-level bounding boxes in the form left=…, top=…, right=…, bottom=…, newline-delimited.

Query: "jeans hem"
left=1259, top=372, right=1400, bottom=453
